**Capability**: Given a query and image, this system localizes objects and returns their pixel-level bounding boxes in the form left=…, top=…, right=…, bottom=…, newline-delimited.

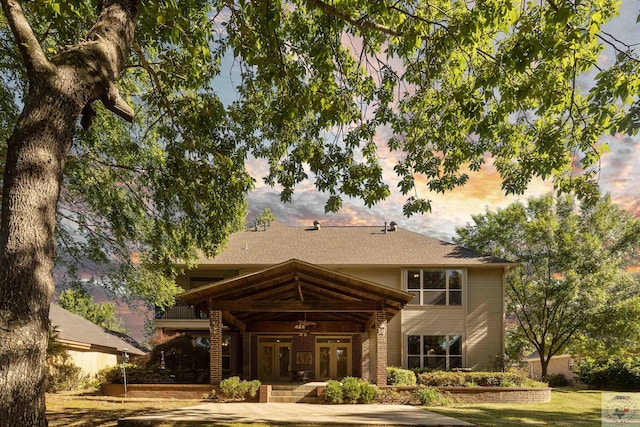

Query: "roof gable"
left=179, top=259, right=414, bottom=326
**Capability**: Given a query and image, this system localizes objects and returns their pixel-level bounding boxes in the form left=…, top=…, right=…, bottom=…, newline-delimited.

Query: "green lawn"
left=46, top=389, right=605, bottom=426
left=427, top=389, right=603, bottom=426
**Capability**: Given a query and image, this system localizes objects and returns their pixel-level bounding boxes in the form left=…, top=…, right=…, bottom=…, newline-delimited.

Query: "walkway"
left=118, top=402, right=473, bottom=426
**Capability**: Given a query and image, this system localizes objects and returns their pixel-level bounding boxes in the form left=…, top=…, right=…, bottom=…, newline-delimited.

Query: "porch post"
left=375, top=310, right=387, bottom=386
left=241, top=331, right=251, bottom=380
left=361, top=332, right=370, bottom=382
left=209, top=308, right=223, bottom=384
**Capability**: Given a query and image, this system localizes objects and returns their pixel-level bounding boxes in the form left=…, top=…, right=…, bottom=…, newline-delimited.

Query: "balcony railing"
left=155, top=302, right=208, bottom=320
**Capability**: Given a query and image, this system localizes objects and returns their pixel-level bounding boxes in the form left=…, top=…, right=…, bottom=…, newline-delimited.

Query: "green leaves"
left=3, top=0, right=638, bottom=308
left=455, top=194, right=640, bottom=364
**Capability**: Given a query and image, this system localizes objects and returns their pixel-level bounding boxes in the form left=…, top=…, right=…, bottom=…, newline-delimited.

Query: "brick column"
left=361, top=332, right=370, bottom=382
left=209, top=309, right=223, bottom=384
left=375, top=310, right=387, bottom=386
left=241, top=331, right=251, bottom=380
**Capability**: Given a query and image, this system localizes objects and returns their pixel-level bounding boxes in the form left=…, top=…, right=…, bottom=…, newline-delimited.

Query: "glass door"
left=315, top=337, right=351, bottom=380
left=258, top=337, right=292, bottom=382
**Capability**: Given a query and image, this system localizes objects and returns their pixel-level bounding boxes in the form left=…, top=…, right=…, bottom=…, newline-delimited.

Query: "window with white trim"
left=407, top=335, right=462, bottom=370
left=406, top=269, right=462, bottom=305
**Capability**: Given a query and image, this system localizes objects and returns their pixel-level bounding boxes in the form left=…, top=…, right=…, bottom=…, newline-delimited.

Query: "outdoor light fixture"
left=121, top=348, right=130, bottom=398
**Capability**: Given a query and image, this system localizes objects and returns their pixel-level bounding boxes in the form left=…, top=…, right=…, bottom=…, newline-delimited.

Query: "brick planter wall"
left=382, top=385, right=551, bottom=404
left=441, top=386, right=552, bottom=403
left=100, top=383, right=215, bottom=399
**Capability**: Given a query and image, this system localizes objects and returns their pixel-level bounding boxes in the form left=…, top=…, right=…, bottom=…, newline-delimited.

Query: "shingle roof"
left=199, top=221, right=511, bottom=267
left=49, top=303, right=146, bottom=355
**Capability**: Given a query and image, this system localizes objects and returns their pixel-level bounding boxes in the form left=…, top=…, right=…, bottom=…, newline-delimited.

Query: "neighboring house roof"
left=198, top=221, right=513, bottom=267
left=49, top=303, right=146, bottom=356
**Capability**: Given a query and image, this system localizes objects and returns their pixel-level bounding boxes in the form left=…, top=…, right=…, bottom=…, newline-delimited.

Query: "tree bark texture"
left=0, top=2, right=138, bottom=425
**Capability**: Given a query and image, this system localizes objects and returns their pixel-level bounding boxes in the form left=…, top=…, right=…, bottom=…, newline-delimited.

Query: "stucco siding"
left=338, top=268, right=402, bottom=290
left=465, top=268, right=504, bottom=370
left=527, top=355, right=578, bottom=382
left=67, top=348, right=118, bottom=378
left=402, top=307, right=466, bottom=334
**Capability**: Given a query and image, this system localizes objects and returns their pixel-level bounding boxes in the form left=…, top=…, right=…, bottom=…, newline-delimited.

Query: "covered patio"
left=178, top=259, right=413, bottom=385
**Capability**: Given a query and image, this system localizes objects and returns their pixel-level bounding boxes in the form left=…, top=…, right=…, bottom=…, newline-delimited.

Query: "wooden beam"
left=214, top=273, right=297, bottom=300
left=222, top=310, right=246, bottom=332
left=210, top=300, right=381, bottom=312
left=297, top=272, right=386, bottom=301
left=250, top=320, right=364, bottom=333
left=365, top=312, right=377, bottom=331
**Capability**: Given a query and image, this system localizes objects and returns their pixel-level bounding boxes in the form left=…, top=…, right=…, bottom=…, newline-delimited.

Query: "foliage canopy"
left=2, top=0, right=640, bottom=307
left=455, top=195, right=640, bottom=377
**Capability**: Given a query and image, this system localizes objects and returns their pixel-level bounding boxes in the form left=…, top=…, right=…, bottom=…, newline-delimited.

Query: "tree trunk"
left=540, top=354, right=550, bottom=381
left=0, top=76, right=81, bottom=426
left=0, top=2, right=138, bottom=424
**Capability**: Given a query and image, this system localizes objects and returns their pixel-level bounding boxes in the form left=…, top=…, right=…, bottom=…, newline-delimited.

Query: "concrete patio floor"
left=117, top=402, right=473, bottom=426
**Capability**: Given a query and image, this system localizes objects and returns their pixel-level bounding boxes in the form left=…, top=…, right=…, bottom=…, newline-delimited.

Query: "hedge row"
left=417, top=371, right=545, bottom=388
left=575, top=359, right=640, bottom=390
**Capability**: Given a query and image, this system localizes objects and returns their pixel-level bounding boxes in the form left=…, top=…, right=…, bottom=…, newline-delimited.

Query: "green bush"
left=387, top=366, right=416, bottom=386
left=99, top=364, right=178, bottom=384
left=325, top=378, right=378, bottom=404
left=46, top=357, right=86, bottom=392
left=546, top=373, right=568, bottom=387
left=326, top=380, right=343, bottom=403
left=219, top=376, right=261, bottom=400
left=342, top=377, right=362, bottom=403
left=576, top=358, right=640, bottom=390
left=414, top=387, right=452, bottom=406
left=417, top=371, right=465, bottom=387
left=360, top=381, right=377, bottom=404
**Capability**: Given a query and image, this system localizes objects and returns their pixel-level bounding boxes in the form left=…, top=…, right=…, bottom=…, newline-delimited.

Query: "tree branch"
left=307, top=0, right=400, bottom=36
left=1, top=0, right=53, bottom=74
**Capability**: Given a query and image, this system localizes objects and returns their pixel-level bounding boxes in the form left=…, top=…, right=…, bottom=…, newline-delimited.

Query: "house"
left=154, top=220, right=511, bottom=385
left=50, top=303, right=146, bottom=377
left=525, top=351, right=579, bottom=383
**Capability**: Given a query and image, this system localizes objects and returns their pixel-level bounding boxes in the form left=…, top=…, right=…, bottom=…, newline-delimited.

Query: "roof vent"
left=389, top=221, right=397, bottom=231
left=313, top=220, right=320, bottom=230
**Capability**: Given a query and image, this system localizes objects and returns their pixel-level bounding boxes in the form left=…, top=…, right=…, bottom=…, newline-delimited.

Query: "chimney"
left=313, top=220, right=320, bottom=230
left=389, top=221, right=397, bottom=231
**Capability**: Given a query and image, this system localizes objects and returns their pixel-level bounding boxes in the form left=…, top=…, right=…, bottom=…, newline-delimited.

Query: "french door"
left=258, top=337, right=292, bottom=382
left=315, top=337, right=351, bottom=380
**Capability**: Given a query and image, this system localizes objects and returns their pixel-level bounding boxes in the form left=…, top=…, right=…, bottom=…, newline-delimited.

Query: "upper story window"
left=406, top=269, right=463, bottom=306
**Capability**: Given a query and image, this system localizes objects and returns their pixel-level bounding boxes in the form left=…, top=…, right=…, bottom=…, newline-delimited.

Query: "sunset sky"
left=245, top=3, right=640, bottom=241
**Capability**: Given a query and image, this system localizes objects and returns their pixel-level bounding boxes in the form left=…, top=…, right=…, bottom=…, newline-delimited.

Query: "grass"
left=46, top=391, right=202, bottom=427
left=46, top=388, right=605, bottom=426
left=426, top=388, right=603, bottom=426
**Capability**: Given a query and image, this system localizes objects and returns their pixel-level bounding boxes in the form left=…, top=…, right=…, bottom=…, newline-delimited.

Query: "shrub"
left=387, top=366, right=416, bottom=386
left=576, top=358, right=640, bottom=390
left=46, top=357, right=86, bottom=392
left=414, top=387, right=452, bottom=406
left=325, top=378, right=378, bottom=404
left=342, top=377, right=362, bottom=403
left=242, top=379, right=261, bottom=397
left=326, top=380, right=343, bottom=403
left=360, top=381, right=377, bottom=404
left=99, top=364, right=178, bottom=384
left=417, top=371, right=465, bottom=387
left=546, top=373, right=568, bottom=387
left=219, top=376, right=261, bottom=400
